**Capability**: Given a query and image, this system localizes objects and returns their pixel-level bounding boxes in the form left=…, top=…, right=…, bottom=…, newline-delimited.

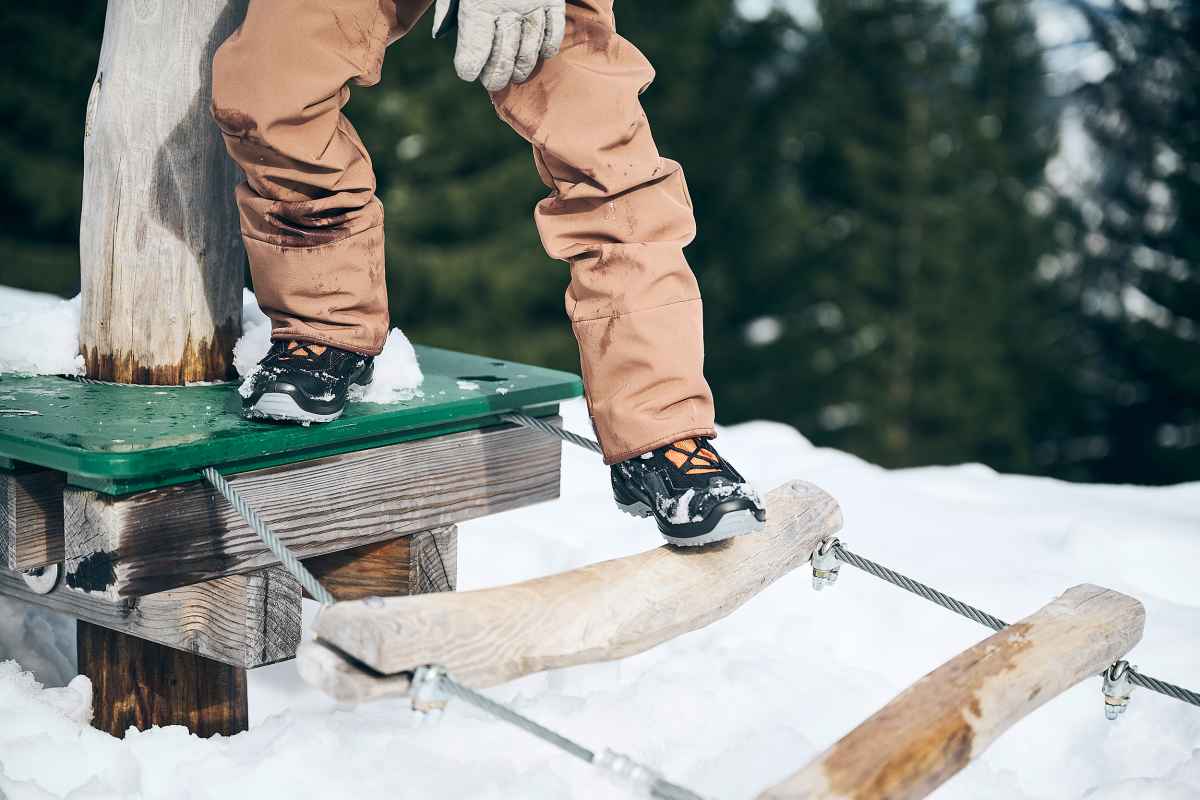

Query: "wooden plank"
left=79, top=0, right=245, bottom=383
left=304, top=525, right=458, bottom=601
left=757, top=584, right=1145, bottom=800
left=63, top=420, right=560, bottom=598
left=299, top=480, right=842, bottom=699
left=1, top=469, right=65, bottom=571
left=0, top=565, right=300, bottom=668
left=79, top=621, right=248, bottom=739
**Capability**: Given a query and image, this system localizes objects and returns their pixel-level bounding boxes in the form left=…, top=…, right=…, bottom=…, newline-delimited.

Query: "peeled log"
left=302, top=480, right=842, bottom=697
left=80, top=0, right=247, bottom=383
left=758, top=584, right=1145, bottom=800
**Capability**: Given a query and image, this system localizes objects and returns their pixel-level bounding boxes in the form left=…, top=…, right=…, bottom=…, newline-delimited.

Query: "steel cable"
left=502, top=412, right=603, bottom=454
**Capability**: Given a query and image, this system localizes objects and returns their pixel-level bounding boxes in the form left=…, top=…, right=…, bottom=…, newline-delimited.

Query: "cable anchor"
left=411, top=665, right=450, bottom=723
left=1102, top=660, right=1135, bottom=720
left=812, top=537, right=842, bottom=591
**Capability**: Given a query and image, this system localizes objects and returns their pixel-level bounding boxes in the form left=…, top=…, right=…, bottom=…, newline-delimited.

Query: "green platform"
left=0, top=346, right=583, bottom=494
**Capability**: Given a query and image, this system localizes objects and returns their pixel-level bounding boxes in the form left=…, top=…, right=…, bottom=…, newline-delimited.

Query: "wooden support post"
left=1, top=468, right=65, bottom=571
left=305, top=526, right=458, bottom=601
left=757, top=584, right=1145, bottom=800
left=298, top=481, right=842, bottom=701
left=79, top=621, right=249, bottom=739
left=79, top=0, right=246, bottom=383
left=64, top=422, right=558, bottom=598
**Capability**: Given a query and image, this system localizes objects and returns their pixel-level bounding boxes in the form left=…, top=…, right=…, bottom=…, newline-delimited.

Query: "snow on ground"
left=1, top=399, right=1199, bottom=799
left=1, top=289, right=1198, bottom=799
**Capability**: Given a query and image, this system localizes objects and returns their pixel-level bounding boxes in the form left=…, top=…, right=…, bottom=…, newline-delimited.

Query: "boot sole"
left=244, top=383, right=370, bottom=425
left=615, top=497, right=766, bottom=547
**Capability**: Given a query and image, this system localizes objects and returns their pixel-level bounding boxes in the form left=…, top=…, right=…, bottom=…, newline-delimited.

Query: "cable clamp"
left=1102, top=660, right=1135, bottom=720
left=411, top=665, right=450, bottom=723
left=812, top=537, right=842, bottom=591
left=593, top=749, right=664, bottom=797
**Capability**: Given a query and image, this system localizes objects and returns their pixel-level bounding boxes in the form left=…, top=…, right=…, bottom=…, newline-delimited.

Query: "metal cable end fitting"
left=1103, top=660, right=1135, bottom=720
left=593, top=749, right=663, bottom=797
left=411, top=665, right=450, bottom=722
left=812, top=538, right=842, bottom=591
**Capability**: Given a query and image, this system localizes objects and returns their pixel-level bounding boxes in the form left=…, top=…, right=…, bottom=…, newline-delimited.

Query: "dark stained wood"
left=64, top=420, right=560, bottom=598
left=304, top=526, right=457, bottom=601
left=79, top=621, right=249, bottom=738
left=1, top=469, right=66, bottom=571
left=0, top=566, right=300, bottom=668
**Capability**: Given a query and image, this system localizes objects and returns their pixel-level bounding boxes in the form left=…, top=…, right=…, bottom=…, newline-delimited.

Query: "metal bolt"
left=812, top=538, right=842, bottom=591
left=411, top=665, right=450, bottom=723
left=1102, top=660, right=1135, bottom=720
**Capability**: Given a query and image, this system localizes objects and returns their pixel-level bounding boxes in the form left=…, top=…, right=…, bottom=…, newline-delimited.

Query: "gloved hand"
left=433, top=0, right=566, bottom=92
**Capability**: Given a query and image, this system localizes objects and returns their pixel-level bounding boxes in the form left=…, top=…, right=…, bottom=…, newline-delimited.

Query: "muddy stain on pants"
left=212, top=0, right=715, bottom=463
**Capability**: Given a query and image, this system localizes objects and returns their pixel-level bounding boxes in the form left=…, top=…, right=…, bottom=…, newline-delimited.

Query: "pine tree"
left=1057, top=0, right=1200, bottom=483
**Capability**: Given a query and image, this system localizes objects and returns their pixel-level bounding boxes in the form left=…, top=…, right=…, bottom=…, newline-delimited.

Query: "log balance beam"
left=296, top=480, right=843, bottom=701
left=757, top=584, right=1144, bottom=800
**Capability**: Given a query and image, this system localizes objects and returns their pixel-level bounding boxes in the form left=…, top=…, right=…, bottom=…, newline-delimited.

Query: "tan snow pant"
left=212, top=0, right=715, bottom=463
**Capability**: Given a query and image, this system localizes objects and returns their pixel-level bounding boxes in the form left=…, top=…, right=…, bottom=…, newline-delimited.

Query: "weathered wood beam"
left=1, top=468, right=65, bottom=571
left=757, top=584, right=1145, bottom=800
left=304, top=525, right=458, bottom=601
left=64, top=420, right=560, bottom=598
left=299, top=480, right=841, bottom=700
left=0, top=565, right=300, bottom=668
left=80, top=0, right=246, bottom=383
left=79, top=621, right=249, bottom=739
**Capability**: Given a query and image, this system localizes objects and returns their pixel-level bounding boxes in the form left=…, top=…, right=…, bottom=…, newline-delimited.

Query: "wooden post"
left=757, top=585, right=1145, bottom=800
left=76, top=0, right=251, bottom=737
left=79, top=0, right=247, bottom=384
left=79, top=621, right=249, bottom=738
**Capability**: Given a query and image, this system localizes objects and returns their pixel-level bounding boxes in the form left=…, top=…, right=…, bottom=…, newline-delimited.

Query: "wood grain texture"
left=64, top=421, right=560, bottom=598
left=79, top=0, right=246, bottom=383
left=79, top=621, right=248, bottom=738
left=304, top=526, right=457, bottom=601
left=0, top=565, right=300, bottom=668
left=757, top=584, right=1145, bottom=800
left=305, top=480, right=842, bottom=695
left=1, top=469, right=66, bottom=570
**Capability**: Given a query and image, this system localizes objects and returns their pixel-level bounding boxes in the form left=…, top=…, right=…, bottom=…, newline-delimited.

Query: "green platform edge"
left=0, top=345, right=583, bottom=495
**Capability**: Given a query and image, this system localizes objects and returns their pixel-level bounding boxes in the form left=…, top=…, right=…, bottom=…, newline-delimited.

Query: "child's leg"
left=211, top=0, right=432, bottom=356
left=489, top=1, right=716, bottom=464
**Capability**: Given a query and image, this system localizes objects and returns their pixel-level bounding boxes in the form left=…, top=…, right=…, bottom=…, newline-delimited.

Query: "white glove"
left=433, top=0, right=566, bottom=91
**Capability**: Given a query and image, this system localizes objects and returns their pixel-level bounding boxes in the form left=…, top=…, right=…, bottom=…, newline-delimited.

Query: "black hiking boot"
left=611, top=437, right=766, bottom=546
left=240, top=340, right=373, bottom=424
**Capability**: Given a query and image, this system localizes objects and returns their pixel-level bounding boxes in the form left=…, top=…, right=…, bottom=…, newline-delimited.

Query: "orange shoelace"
left=664, top=439, right=723, bottom=475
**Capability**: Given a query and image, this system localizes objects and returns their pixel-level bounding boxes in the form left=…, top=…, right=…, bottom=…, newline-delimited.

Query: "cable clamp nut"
left=594, top=749, right=663, bottom=797
left=1102, top=660, right=1135, bottom=720
left=812, top=537, right=842, bottom=591
left=411, top=665, right=450, bottom=723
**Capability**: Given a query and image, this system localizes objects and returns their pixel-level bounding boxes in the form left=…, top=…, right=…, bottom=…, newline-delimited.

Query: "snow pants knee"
left=211, top=0, right=715, bottom=463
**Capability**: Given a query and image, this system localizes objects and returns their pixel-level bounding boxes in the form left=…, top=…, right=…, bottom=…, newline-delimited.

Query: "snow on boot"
left=611, top=437, right=766, bottom=546
left=239, top=340, right=373, bottom=424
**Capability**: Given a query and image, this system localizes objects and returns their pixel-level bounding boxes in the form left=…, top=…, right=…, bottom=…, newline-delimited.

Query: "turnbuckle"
left=812, top=537, right=842, bottom=591
left=1102, top=660, right=1135, bottom=720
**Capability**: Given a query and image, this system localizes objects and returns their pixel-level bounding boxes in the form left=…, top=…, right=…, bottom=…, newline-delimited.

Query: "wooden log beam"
left=0, top=565, right=300, bottom=668
left=757, top=584, right=1145, bottom=800
left=64, top=420, right=560, bottom=598
left=79, top=0, right=246, bottom=383
left=80, top=621, right=249, bottom=739
left=304, top=526, right=458, bottom=601
left=1, top=468, right=65, bottom=571
left=298, top=480, right=841, bottom=700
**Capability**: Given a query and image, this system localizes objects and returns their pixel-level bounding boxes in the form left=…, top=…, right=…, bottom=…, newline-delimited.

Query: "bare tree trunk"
left=79, top=0, right=247, bottom=384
